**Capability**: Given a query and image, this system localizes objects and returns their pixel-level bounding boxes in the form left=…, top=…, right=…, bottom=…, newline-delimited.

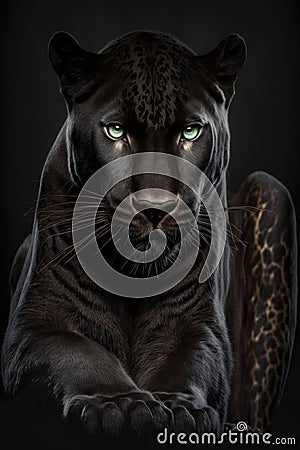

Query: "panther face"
left=49, top=31, right=246, bottom=273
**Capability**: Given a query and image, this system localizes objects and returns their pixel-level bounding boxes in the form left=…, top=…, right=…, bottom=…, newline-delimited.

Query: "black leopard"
left=1, top=30, right=297, bottom=437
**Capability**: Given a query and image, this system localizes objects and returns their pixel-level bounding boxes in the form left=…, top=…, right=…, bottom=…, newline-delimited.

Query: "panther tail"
left=227, top=171, right=297, bottom=431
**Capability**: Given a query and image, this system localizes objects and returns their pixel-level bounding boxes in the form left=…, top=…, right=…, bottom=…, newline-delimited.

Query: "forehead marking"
left=109, top=36, right=194, bottom=129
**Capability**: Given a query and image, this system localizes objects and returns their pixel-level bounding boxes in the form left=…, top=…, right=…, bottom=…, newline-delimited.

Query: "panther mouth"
left=94, top=206, right=182, bottom=277
left=93, top=191, right=201, bottom=278
left=129, top=214, right=181, bottom=250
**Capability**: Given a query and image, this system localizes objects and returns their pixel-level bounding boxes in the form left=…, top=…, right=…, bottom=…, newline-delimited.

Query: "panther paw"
left=153, top=391, right=220, bottom=434
left=64, top=390, right=173, bottom=435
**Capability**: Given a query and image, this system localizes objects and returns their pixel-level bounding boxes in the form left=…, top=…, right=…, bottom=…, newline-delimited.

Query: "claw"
left=172, top=405, right=196, bottom=433
left=129, top=399, right=154, bottom=435
left=101, top=402, right=124, bottom=435
left=82, top=405, right=99, bottom=434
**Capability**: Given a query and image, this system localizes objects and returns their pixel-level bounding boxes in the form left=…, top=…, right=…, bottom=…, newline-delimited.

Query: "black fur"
left=2, top=30, right=294, bottom=436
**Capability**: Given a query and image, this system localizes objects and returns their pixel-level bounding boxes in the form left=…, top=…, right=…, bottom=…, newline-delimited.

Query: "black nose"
left=132, top=195, right=178, bottom=227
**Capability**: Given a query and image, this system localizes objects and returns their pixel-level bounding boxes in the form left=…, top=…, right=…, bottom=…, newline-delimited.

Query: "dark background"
left=0, top=0, right=299, bottom=449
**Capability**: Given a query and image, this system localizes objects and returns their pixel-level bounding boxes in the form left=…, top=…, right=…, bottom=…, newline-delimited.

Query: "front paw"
left=153, top=392, right=220, bottom=434
left=63, top=390, right=172, bottom=435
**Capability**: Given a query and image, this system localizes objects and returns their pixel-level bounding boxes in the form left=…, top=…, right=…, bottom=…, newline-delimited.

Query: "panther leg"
left=227, top=171, right=297, bottom=431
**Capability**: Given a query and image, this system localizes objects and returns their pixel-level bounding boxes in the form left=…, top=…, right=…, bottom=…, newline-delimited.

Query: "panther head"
left=48, top=30, right=246, bottom=274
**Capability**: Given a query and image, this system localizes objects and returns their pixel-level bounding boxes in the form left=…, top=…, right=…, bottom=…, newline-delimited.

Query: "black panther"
left=1, top=30, right=297, bottom=436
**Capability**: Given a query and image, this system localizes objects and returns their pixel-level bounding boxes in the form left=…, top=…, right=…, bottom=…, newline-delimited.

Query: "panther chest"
left=72, top=288, right=205, bottom=382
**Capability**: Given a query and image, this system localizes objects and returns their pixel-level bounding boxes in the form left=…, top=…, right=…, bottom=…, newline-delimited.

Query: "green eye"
left=105, top=123, right=125, bottom=140
left=182, top=124, right=202, bottom=141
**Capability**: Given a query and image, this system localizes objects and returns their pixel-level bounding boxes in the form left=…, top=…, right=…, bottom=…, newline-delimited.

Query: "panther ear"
left=48, top=31, right=98, bottom=104
left=200, top=34, right=247, bottom=106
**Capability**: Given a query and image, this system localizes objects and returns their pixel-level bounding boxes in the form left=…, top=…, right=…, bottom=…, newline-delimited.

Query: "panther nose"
left=132, top=194, right=178, bottom=227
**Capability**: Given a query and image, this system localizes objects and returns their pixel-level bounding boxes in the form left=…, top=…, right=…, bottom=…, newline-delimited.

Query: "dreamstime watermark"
left=156, top=421, right=297, bottom=445
left=72, top=152, right=227, bottom=298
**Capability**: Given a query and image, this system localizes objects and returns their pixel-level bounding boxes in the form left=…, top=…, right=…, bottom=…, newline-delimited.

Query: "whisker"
left=82, top=187, right=105, bottom=199
left=38, top=221, right=111, bottom=272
